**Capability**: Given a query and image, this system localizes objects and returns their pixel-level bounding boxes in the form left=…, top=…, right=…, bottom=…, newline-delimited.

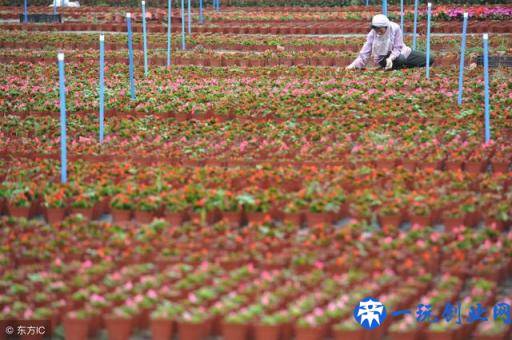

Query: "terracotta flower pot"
left=134, top=210, right=155, bottom=224
left=151, top=318, right=174, bottom=340
left=46, top=207, right=66, bottom=224
left=222, top=211, right=241, bottom=226
left=443, top=217, right=465, bottom=231
left=306, top=212, right=331, bottom=226
left=111, top=208, right=132, bottom=223
left=63, top=317, right=89, bottom=340
left=295, top=325, right=327, bottom=340
left=424, top=329, right=456, bottom=340
left=165, top=211, right=185, bottom=226
left=246, top=212, right=266, bottom=224
left=409, top=214, right=432, bottom=227
left=254, top=324, right=280, bottom=340
left=222, top=322, right=249, bottom=340
left=105, top=316, right=133, bottom=340
left=7, top=204, right=31, bottom=219
left=178, top=321, right=208, bottom=340
left=492, top=161, right=510, bottom=174
left=379, top=214, right=402, bottom=230
left=333, top=328, right=366, bottom=340
left=465, top=161, right=486, bottom=174
left=283, top=212, right=303, bottom=225
left=387, top=330, right=420, bottom=340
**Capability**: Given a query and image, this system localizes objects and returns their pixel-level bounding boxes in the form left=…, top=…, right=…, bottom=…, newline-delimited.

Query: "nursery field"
left=1, top=2, right=512, bottom=340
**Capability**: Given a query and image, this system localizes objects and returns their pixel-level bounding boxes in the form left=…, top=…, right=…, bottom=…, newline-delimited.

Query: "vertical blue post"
left=483, top=34, right=491, bottom=143
left=426, top=3, right=432, bottom=79
left=413, top=0, right=419, bottom=50
left=58, top=53, right=67, bottom=184
left=23, top=0, right=28, bottom=23
left=126, top=13, right=136, bottom=100
left=187, top=0, right=191, bottom=34
left=53, top=0, right=57, bottom=15
left=365, top=0, right=369, bottom=6
left=142, top=1, right=148, bottom=76
left=382, top=0, right=387, bottom=16
left=457, top=13, right=468, bottom=106
left=167, top=0, right=172, bottom=67
left=99, top=34, right=105, bottom=143
left=218, top=0, right=221, bottom=12
left=400, top=0, right=404, bottom=32
left=181, top=0, right=186, bottom=50
left=200, top=0, right=204, bottom=24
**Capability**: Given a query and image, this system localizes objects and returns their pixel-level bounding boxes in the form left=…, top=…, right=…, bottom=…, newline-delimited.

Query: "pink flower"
left=384, top=236, right=393, bottom=244
left=91, top=294, right=105, bottom=303
left=314, top=308, right=323, bottom=317
left=430, top=232, right=440, bottom=243
left=82, top=260, right=93, bottom=269
left=147, top=290, right=157, bottom=299
left=314, top=261, right=324, bottom=269
left=134, top=294, right=144, bottom=303
left=188, top=293, right=198, bottom=303
left=24, top=309, right=33, bottom=319
left=247, top=263, right=255, bottom=273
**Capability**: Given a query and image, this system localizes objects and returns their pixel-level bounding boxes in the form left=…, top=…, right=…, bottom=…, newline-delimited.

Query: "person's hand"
left=345, top=64, right=356, bottom=70
left=385, top=57, right=393, bottom=70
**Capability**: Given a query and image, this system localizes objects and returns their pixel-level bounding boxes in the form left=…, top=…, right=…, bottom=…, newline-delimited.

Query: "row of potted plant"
left=1, top=216, right=510, bottom=339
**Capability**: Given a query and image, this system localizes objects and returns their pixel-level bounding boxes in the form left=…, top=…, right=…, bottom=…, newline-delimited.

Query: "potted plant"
left=388, top=314, right=420, bottom=340
left=178, top=307, right=211, bottom=340
left=42, top=183, right=68, bottom=224
left=104, top=304, right=138, bottom=340
left=150, top=302, right=184, bottom=340
left=222, top=310, right=253, bottom=340
left=71, top=186, right=99, bottom=220
left=110, top=192, right=134, bottom=222
left=333, top=318, right=365, bottom=340
left=254, top=311, right=290, bottom=340
left=62, top=309, right=92, bottom=340
left=134, top=194, right=161, bottom=224
left=424, top=321, right=459, bottom=340
left=295, top=307, right=329, bottom=340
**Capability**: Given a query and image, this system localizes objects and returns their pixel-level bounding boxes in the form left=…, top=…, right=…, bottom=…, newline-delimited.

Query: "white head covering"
left=372, top=14, right=390, bottom=28
left=371, top=15, right=392, bottom=60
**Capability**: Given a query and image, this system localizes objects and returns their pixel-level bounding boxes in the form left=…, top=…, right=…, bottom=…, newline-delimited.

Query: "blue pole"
left=483, top=34, right=491, bottom=143
left=365, top=0, right=369, bottom=6
left=53, top=0, right=57, bottom=15
left=58, top=53, right=67, bottom=184
left=99, top=34, right=105, bottom=143
left=23, top=0, right=28, bottom=23
left=142, top=1, right=148, bottom=76
left=382, top=0, right=387, bottom=16
left=218, top=0, right=221, bottom=12
left=457, top=13, right=468, bottom=106
left=200, top=0, right=204, bottom=24
left=181, top=0, right=186, bottom=50
left=413, top=0, right=419, bottom=50
left=187, top=0, right=191, bottom=34
left=426, top=3, right=431, bottom=79
left=126, top=13, right=136, bottom=100
left=167, top=0, right=172, bottom=67
left=400, top=0, right=404, bottom=32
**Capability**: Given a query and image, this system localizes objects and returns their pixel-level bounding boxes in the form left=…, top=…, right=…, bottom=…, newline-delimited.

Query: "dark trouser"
left=379, top=51, right=435, bottom=70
